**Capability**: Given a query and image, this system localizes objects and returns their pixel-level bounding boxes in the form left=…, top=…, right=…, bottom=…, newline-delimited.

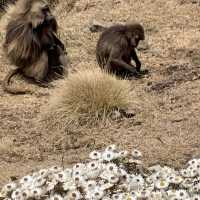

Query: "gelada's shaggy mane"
left=3, top=0, right=57, bottom=67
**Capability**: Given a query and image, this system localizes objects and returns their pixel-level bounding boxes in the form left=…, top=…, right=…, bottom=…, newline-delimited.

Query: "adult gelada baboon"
left=2, top=0, right=68, bottom=94
left=96, top=23, right=145, bottom=78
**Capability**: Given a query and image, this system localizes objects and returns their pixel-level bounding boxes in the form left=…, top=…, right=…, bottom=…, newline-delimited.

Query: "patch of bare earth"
left=0, top=0, right=200, bottom=186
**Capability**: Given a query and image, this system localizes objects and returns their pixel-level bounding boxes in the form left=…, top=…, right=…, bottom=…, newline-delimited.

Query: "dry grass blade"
left=44, top=68, right=133, bottom=127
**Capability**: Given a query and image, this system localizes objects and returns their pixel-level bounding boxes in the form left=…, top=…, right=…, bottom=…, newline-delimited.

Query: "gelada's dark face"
left=130, top=35, right=140, bottom=48
left=41, top=4, right=56, bottom=26
left=30, top=1, right=55, bottom=28
left=48, top=45, right=62, bottom=66
left=129, top=30, right=145, bottom=48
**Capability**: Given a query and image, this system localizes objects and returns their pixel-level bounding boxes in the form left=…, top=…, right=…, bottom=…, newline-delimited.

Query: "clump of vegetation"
left=45, top=68, right=133, bottom=126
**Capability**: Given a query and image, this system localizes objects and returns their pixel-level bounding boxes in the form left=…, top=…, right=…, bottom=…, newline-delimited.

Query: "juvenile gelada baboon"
left=96, top=23, right=145, bottom=78
left=2, top=0, right=68, bottom=94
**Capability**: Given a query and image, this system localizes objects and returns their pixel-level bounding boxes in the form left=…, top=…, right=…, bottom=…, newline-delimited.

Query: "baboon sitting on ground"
left=2, top=0, right=68, bottom=94
left=96, top=23, right=146, bottom=78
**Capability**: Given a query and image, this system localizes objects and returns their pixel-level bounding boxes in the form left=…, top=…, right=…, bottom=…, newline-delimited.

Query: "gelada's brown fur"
left=96, top=23, right=145, bottom=78
left=2, top=0, right=67, bottom=94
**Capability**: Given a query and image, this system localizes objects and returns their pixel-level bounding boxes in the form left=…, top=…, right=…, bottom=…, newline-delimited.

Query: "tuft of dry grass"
left=0, top=136, right=14, bottom=155
left=44, top=68, right=133, bottom=127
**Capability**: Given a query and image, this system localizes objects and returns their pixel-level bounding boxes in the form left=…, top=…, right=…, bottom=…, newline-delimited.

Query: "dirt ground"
left=0, top=0, right=200, bottom=187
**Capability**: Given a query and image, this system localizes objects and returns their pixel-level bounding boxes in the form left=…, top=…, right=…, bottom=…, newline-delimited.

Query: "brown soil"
left=0, top=0, right=200, bottom=187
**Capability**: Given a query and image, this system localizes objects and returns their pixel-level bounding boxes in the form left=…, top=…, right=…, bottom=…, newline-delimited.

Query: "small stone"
left=89, top=20, right=109, bottom=32
left=110, top=110, right=122, bottom=120
left=122, top=109, right=136, bottom=118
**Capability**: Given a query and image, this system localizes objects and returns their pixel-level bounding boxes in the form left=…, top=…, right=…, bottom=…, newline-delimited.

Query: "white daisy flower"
left=108, top=174, right=119, bottom=184
left=106, top=163, right=118, bottom=174
left=105, top=144, right=117, bottom=152
left=66, top=190, right=82, bottom=200
left=84, top=180, right=97, bottom=191
left=2, top=182, right=17, bottom=194
left=72, top=169, right=83, bottom=177
left=190, top=169, right=198, bottom=177
left=90, top=187, right=105, bottom=200
left=155, top=179, right=169, bottom=189
left=149, top=171, right=161, bottom=182
left=162, top=166, right=175, bottom=174
left=167, top=189, right=176, bottom=197
left=21, top=190, right=30, bottom=200
left=188, top=158, right=200, bottom=166
left=148, top=164, right=162, bottom=172
left=63, top=168, right=72, bottom=175
left=46, top=179, right=58, bottom=192
left=73, top=175, right=85, bottom=187
left=112, top=193, right=126, bottom=200
left=181, top=167, right=197, bottom=178
left=118, top=150, right=128, bottom=158
left=63, top=180, right=76, bottom=191
left=146, top=176, right=154, bottom=184
left=85, top=168, right=101, bottom=179
left=118, top=183, right=129, bottom=191
left=100, top=170, right=111, bottom=180
left=50, top=194, right=63, bottom=200
left=54, top=171, right=69, bottom=183
left=192, top=182, right=200, bottom=192
left=131, top=149, right=142, bottom=158
left=89, top=151, right=102, bottom=160
left=191, top=195, right=200, bottom=200
left=11, top=189, right=22, bottom=200
left=49, top=166, right=62, bottom=173
left=30, top=188, right=44, bottom=199
left=187, top=165, right=198, bottom=176
left=181, top=178, right=193, bottom=188
left=167, top=175, right=183, bottom=184
left=192, top=176, right=200, bottom=185
left=38, top=169, right=49, bottom=177
left=73, top=163, right=85, bottom=172
left=33, top=176, right=46, bottom=187
left=180, top=169, right=191, bottom=178
left=127, top=174, right=144, bottom=190
left=136, top=189, right=151, bottom=199
left=20, top=175, right=33, bottom=186
left=102, top=151, right=116, bottom=162
left=87, top=161, right=101, bottom=171
left=174, top=190, right=189, bottom=199
left=118, top=168, right=128, bottom=180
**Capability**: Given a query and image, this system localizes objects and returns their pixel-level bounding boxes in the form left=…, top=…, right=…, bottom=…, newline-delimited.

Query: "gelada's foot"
left=139, top=69, right=149, bottom=75
left=131, top=69, right=149, bottom=79
left=128, top=72, right=144, bottom=80
left=35, top=81, right=54, bottom=88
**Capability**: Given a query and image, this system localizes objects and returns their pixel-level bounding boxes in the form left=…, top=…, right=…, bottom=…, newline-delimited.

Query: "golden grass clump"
left=46, top=68, right=133, bottom=126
